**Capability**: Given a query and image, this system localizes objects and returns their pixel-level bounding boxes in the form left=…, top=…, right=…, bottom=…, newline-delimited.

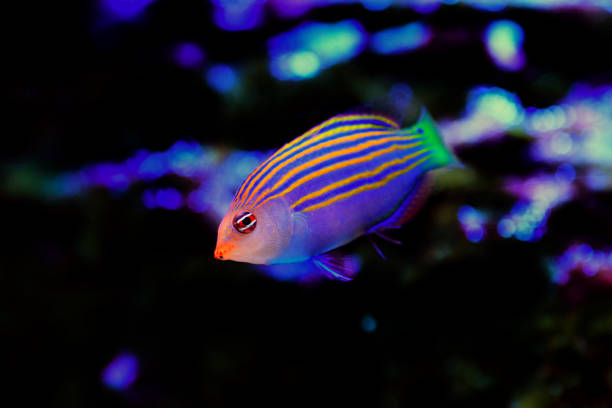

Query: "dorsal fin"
left=368, top=174, right=433, bottom=232
left=312, top=111, right=400, bottom=137
left=338, top=106, right=401, bottom=128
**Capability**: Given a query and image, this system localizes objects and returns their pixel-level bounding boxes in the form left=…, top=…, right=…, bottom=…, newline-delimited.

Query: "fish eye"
left=233, top=211, right=257, bottom=234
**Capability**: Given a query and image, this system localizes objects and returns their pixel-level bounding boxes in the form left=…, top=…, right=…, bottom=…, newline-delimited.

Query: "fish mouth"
left=214, top=242, right=234, bottom=261
left=214, top=246, right=226, bottom=260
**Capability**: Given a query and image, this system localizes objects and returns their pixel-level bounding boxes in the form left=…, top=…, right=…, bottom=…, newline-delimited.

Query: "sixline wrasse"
left=214, top=110, right=454, bottom=280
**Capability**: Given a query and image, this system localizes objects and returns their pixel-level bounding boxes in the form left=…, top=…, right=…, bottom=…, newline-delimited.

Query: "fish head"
left=214, top=198, right=293, bottom=265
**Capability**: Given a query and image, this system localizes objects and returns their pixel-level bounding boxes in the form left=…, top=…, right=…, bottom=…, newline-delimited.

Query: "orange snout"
left=214, top=246, right=226, bottom=260
left=214, top=242, right=234, bottom=260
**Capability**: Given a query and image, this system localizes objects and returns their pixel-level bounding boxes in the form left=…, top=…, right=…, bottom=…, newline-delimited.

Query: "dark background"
left=4, top=1, right=612, bottom=407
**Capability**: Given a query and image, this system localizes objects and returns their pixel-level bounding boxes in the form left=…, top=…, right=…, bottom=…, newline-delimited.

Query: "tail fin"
left=405, top=108, right=454, bottom=169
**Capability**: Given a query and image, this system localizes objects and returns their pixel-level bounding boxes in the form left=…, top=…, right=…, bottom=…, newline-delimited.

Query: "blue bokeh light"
left=442, top=86, right=527, bottom=146
left=88, top=163, right=130, bottom=191
left=138, top=152, right=169, bottom=181
left=167, top=141, right=204, bottom=177
left=472, top=0, right=506, bottom=11
left=458, top=205, right=487, bottom=243
left=205, top=64, right=238, bottom=93
left=101, top=352, right=139, bottom=391
left=143, top=187, right=184, bottom=210
left=469, top=87, right=524, bottom=127
left=212, top=0, right=265, bottom=31
left=287, top=51, right=321, bottom=79
left=371, top=22, right=432, bottom=55
left=555, top=163, right=576, bottom=183
left=361, top=0, right=393, bottom=11
left=268, top=20, right=367, bottom=81
left=499, top=174, right=574, bottom=242
left=529, top=85, right=612, bottom=168
left=549, top=243, right=612, bottom=285
left=361, top=314, right=377, bottom=333
left=484, top=20, right=525, bottom=71
left=497, top=218, right=515, bottom=238
left=585, top=169, right=611, bottom=191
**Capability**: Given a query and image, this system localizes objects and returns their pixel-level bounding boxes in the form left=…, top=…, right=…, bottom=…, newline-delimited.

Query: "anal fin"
left=368, top=174, right=433, bottom=232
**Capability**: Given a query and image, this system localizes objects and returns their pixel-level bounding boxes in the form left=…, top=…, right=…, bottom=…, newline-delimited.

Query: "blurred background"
left=4, top=0, right=612, bottom=406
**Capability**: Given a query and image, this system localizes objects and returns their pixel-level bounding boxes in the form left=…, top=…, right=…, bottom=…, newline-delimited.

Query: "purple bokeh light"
left=172, top=43, right=205, bottom=69
left=101, top=0, right=156, bottom=20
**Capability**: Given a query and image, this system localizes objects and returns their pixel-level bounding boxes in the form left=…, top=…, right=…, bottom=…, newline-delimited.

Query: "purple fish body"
left=214, top=110, right=453, bottom=280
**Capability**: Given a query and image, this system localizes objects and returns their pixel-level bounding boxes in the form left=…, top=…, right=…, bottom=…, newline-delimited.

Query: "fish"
left=214, top=109, right=454, bottom=281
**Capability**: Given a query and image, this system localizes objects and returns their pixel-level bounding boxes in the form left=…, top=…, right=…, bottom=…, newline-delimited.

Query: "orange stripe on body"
left=231, top=154, right=274, bottom=211
left=232, top=115, right=398, bottom=209
left=291, top=150, right=429, bottom=211
left=241, top=127, right=397, bottom=206
left=300, top=155, right=431, bottom=213
left=253, top=140, right=422, bottom=208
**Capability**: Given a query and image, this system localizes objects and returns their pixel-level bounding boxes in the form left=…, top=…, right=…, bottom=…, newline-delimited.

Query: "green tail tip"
left=409, top=107, right=455, bottom=168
